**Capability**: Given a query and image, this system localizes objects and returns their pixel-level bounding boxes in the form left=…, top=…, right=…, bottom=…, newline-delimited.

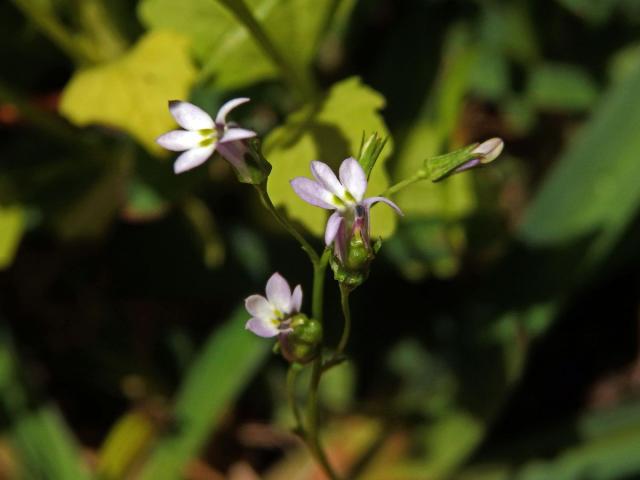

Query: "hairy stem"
left=214, top=0, right=316, bottom=101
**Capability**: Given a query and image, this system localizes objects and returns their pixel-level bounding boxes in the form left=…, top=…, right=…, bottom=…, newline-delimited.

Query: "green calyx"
left=233, top=138, right=272, bottom=185
left=422, top=143, right=482, bottom=182
left=278, top=313, right=322, bottom=364
left=330, top=236, right=381, bottom=290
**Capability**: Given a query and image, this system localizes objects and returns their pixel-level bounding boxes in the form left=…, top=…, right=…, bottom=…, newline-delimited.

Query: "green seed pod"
left=345, top=237, right=370, bottom=271
left=278, top=314, right=322, bottom=364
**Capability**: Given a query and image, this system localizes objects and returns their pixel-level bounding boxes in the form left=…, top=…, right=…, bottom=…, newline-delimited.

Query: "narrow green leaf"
left=138, top=308, right=270, bottom=480
left=555, top=0, right=620, bottom=24
left=520, top=62, right=640, bottom=264
left=0, top=326, right=91, bottom=480
left=526, top=63, right=598, bottom=112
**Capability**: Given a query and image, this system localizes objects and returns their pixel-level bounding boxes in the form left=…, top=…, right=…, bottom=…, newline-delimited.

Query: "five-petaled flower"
left=290, top=157, right=403, bottom=261
left=156, top=98, right=256, bottom=174
left=245, top=272, right=302, bottom=338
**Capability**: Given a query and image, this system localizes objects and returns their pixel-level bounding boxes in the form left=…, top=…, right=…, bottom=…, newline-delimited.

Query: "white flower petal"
left=291, top=285, right=303, bottom=313
left=266, top=272, right=292, bottom=313
left=156, top=130, right=202, bottom=151
left=339, top=157, right=367, bottom=201
left=173, top=145, right=215, bottom=174
left=219, top=127, right=257, bottom=143
left=325, top=211, right=343, bottom=245
left=216, top=97, right=250, bottom=125
left=246, top=317, right=279, bottom=338
left=169, top=100, right=214, bottom=130
left=245, top=294, right=273, bottom=320
left=311, top=161, right=346, bottom=198
left=290, top=178, right=336, bottom=209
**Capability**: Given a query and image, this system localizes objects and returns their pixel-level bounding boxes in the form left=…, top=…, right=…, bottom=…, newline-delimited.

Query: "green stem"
left=312, top=249, right=331, bottom=320
left=383, top=172, right=425, bottom=197
left=215, top=0, right=316, bottom=101
left=254, top=184, right=319, bottom=264
left=75, top=0, right=129, bottom=61
left=11, top=0, right=96, bottom=65
left=336, top=284, right=351, bottom=357
left=253, top=186, right=336, bottom=477
left=305, top=250, right=340, bottom=479
left=306, top=357, right=340, bottom=480
left=286, top=364, right=303, bottom=431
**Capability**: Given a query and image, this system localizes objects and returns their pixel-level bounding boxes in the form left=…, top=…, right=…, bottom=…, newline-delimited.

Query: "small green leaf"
left=265, top=77, right=397, bottom=238
left=122, top=179, right=170, bottom=223
left=527, top=63, right=599, bottom=112
left=0, top=206, right=25, bottom=270
left=555, top=0, right=620, bottom=24
left=59, top=31, right=197, bottom=152
left=469, top=47, right=510, bottom=101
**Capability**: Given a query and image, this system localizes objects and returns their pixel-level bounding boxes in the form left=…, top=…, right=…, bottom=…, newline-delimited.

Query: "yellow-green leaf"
left=264, top=77, right=397, bottom=238
left=0, top=206, right=25, bottom=270
left=59, top=31, right=197, bottom=152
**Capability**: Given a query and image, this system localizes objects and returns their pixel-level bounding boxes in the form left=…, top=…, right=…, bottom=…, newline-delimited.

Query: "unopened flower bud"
left=357, top=132, right=388, bottom=179
left=473, top=137, right=504, bottom=163
left=423, top=137, right=504, bottom=182
left=453, top=137, right=504, bottom=174
left=278, top=314, right=322, bottom=364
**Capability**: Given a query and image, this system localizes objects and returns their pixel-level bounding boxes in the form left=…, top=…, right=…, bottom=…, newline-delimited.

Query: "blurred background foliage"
left=1, top=0, right=640, bottom=478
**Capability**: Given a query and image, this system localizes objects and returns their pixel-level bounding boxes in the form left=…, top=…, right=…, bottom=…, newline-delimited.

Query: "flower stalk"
left=384, top=138, right=505, bottom=196
left=336, top=283, right=352, bottom=357
left=254, top=184, right=320, bottom=265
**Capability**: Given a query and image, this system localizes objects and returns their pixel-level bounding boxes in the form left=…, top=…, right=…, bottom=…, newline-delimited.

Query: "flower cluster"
left=157, top=98, right=505, bottom=356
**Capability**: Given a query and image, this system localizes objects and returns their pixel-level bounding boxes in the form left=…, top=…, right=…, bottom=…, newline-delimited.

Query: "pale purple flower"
left=156, top=98, right=256, bottom=174
left=245, top=272, right=303, bottom=338
left=290, top=158, right=403, bottom=261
